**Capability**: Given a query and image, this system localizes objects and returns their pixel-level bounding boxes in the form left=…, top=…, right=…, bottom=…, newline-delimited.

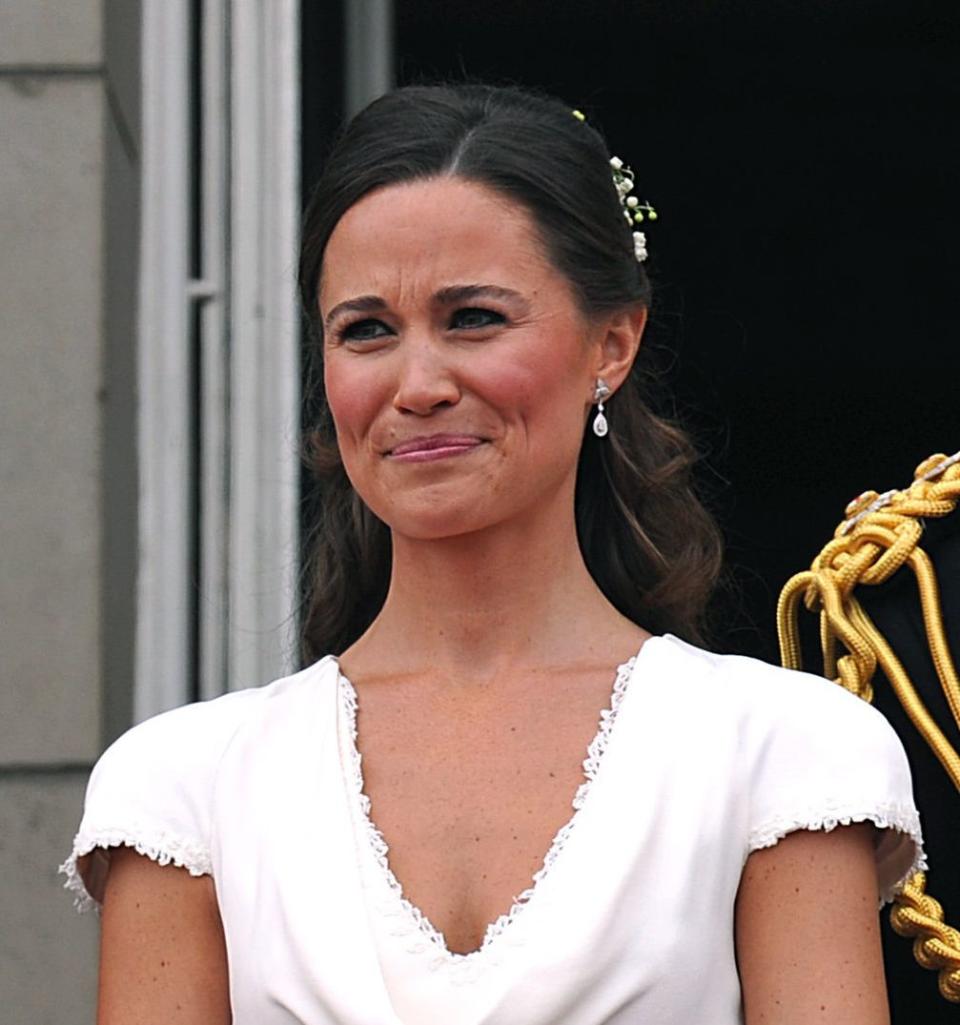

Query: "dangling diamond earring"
left=592, top=379, right=611, bottom=437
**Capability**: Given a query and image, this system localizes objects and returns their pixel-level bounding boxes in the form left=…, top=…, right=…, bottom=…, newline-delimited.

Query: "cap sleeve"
left=60, top=689, right=260, bottom=912
left=742, top=664, right=926, bottom=905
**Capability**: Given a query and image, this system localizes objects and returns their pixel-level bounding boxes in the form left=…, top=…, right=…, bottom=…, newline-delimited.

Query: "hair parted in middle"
left=298, top=80, right=723, bottom=660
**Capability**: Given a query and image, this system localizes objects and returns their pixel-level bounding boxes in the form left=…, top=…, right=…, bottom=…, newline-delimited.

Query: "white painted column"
left=227, top=0, right=301, bottom=691
left=195, top=0, right=230, bottom=701
left=135, top=0, right=193, bottom=720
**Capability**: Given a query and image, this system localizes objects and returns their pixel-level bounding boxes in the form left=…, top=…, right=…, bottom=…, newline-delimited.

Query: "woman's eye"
left=451, top=307, right=504, bottom=330
left=339, top=319, right=390, bottom=342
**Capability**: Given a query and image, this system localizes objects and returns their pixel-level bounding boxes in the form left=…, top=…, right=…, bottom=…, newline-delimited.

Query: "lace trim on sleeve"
left=59, top=829, right=213, bottom=913
left=748, top=802, right=927, bottom=906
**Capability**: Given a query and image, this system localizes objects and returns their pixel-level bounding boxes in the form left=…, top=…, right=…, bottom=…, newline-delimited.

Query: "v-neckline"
left=336, top=644, right=647, bottom=966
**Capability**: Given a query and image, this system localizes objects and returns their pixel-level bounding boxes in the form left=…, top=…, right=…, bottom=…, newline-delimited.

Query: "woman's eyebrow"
left=323, top=284, right=528, bottom=332
left=323, top=295, right=386, bottom=332
left=433, top=283, right=527, bottom=307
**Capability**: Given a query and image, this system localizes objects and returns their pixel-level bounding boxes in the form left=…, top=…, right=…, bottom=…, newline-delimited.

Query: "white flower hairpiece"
left=572, top=110, right=657, bottom=264
left=609, top=156, right=657, bottom=263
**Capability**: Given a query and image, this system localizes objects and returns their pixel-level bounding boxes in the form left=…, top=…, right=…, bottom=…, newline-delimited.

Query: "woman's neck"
left=345, top=501, right=646, bottom=681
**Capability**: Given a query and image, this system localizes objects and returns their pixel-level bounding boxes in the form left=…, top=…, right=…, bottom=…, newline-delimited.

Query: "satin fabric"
left=65, top=636, right=923, bottom=1024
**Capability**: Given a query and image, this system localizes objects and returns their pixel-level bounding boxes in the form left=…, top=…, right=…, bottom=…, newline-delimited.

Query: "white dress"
left=62, top=634, right=925, bottom=1024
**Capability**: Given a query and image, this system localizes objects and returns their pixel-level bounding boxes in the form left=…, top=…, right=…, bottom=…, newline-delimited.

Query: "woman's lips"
left=387, top=434, right=485, bottom=463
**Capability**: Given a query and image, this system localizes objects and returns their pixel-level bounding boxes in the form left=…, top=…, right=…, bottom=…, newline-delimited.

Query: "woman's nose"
left=391, top=342, right=461, bottom=415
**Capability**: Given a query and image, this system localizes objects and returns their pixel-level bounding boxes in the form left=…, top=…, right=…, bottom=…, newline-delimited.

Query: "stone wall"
left=0, top=0, right=140, bottom=1018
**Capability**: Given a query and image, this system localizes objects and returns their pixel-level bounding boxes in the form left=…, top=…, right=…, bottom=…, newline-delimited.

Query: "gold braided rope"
left=776, top=451, right=960, bottom=1003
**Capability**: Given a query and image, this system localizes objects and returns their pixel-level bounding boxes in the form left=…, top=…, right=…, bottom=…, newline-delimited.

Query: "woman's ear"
left=592, top=306, right=647, bottom=394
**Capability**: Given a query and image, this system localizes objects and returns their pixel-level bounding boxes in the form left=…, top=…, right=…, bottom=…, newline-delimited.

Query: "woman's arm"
left=97, top=847, right=231, bottom=1025
left=735, top=823, right=890, bottom=1025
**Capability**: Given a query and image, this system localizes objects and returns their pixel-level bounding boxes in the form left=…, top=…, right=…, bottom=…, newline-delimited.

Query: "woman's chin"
left=384, top=506, right=493, bottom=543
left=365, top=489, right=501, bottom=542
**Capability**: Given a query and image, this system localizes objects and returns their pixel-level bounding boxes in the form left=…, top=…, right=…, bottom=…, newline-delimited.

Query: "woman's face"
left=318, top=176, right=630, bottom=541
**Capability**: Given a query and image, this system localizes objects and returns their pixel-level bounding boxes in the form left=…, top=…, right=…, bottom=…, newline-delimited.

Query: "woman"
left=64, top=83, right=923, bottom=1024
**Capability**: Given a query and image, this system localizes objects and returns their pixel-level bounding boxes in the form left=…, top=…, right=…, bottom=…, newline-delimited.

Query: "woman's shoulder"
left=91, top=655, right=339, bottom=781
left=642, top=635, right=923, bottom=901
left=62, top=656, right=340, bottom=909
left=647, top=632, right=896, bottom=739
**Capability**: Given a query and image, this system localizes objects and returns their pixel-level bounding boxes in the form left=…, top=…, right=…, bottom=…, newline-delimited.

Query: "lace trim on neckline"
left=338, top=654, right=638, bottom=965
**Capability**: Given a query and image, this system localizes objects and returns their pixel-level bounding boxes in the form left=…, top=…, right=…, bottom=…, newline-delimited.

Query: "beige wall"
left=0, top=0, right=139, bottom=1018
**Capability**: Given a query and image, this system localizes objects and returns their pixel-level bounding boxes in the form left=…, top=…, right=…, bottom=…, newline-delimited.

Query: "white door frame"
left=135, top=0, right=300, bottom=720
